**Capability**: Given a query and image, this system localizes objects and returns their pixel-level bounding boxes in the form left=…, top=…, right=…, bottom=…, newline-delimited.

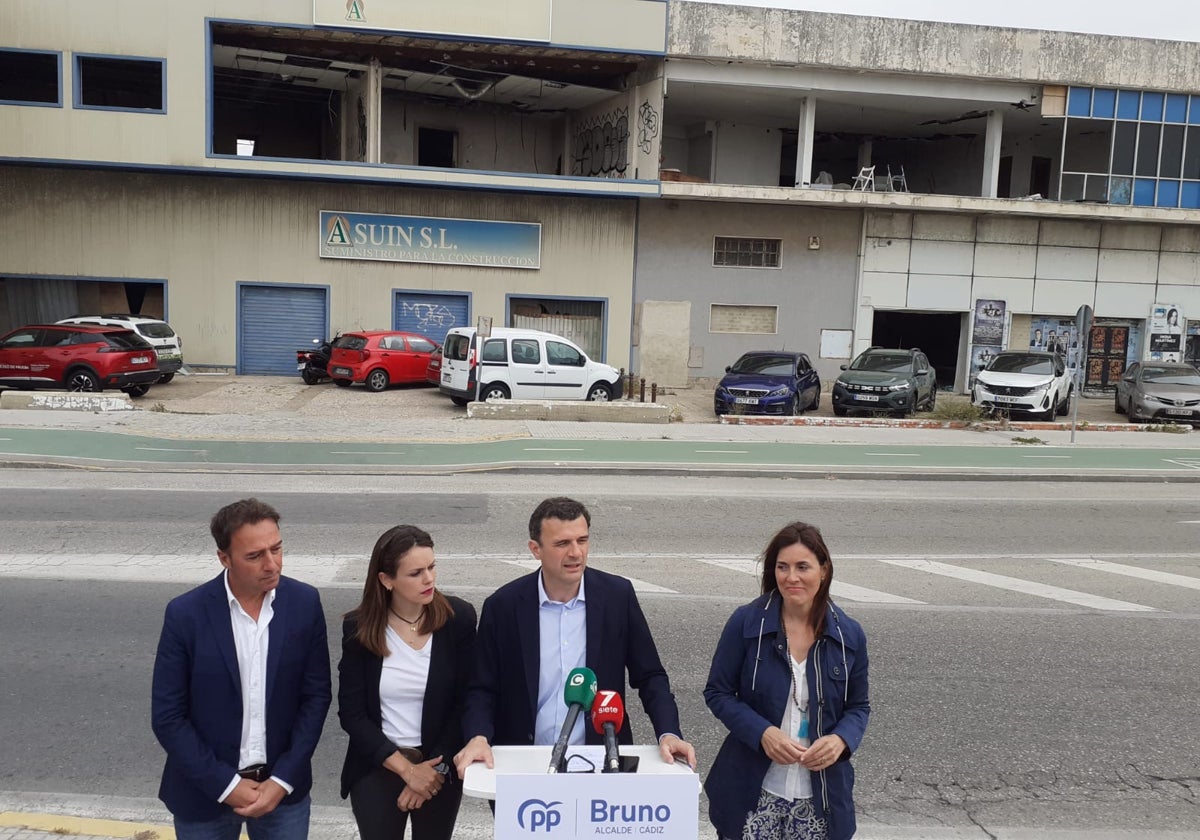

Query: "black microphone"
left=591, top=690, right=625, bottom=773
left=547, top=667, right=597, bottom=773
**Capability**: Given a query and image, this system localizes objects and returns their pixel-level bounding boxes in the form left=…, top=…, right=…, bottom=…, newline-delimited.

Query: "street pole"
left=1070, top=304, right=1093, bottom=444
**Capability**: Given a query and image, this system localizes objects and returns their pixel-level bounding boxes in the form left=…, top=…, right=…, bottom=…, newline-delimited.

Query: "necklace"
left=389, top=606, right=424, bottom=632
left=781, top=626, right=810, bottom=743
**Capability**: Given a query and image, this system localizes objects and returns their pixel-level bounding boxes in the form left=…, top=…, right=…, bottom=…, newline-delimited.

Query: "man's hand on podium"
left=658, top=733, right=696, bottom=769
left=454, top=735, right=494, bottom=779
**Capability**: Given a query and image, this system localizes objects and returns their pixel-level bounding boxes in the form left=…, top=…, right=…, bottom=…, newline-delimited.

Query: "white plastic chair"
left=851, top=165, right=875, bottom=192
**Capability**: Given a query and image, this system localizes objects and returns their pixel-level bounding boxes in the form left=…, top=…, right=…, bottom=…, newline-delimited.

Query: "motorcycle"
left=297, top=336, right=334, bottom=385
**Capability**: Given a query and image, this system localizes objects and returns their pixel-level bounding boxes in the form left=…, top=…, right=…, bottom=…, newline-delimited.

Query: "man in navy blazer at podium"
left=454, top=496, right=696, bottom=778
left=151, top=498, right=331, bottom=840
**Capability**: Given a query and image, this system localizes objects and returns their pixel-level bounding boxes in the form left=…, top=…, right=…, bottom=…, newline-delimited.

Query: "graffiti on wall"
left=572, top=108, right=629, bottom=178
left=401, top=301, right=457, bottom=331
left=637, top=101, right=660, bottom=156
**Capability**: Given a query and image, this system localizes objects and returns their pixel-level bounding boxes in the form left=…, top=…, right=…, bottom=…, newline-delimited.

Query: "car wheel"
left=587, top=382, right=613, bottom=402
left=834, top=406, right=848, bottom=417
left=481, top=383, right=510, bottom=401
left=333, top=378, right=351, bottom=388
left=1056, top=389, right=1071, bottom=416
left=123, top=384, right=151, bottom=398
left=157, top=372, right=175, bottom=384
left=365, top=369, right=390, bottom=392
left=450, top=396, right=469, bottom=407
left=1114, top=391, right=1125, bottom=414
left=66, top=369, right=101, bottom=392
left=301, top=367, right=321, bottom=385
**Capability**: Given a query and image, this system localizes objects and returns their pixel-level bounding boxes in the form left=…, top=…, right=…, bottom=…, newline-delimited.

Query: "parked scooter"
left=297, top=336, right=334, bottom=385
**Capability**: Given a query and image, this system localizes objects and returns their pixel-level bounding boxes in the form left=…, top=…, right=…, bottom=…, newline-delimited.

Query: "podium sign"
left=495, top=772, right=699, bottom=839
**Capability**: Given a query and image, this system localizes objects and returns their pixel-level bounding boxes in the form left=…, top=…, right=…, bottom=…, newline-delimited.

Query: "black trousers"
left=348, top=765, right=462, bottom=840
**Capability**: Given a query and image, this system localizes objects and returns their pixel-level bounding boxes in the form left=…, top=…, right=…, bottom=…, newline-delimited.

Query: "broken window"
left=418, top=127, right=458, bottom=168
left=75, top=55, right=165, bottom=112
left=0, top=49, right=60, bottom=105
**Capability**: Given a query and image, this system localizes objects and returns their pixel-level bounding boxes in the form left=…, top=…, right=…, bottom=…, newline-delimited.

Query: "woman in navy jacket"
left=704, top=522, right=870, bottom=840
left=338, top=525, right=477, bottom=840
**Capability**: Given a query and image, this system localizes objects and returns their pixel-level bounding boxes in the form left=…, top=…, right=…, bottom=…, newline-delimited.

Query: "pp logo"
left=517, top=798, right=563, bottom=833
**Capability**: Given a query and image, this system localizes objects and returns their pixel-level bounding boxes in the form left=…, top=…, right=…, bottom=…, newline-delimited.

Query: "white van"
left=438, top=326, right=621, bottom=405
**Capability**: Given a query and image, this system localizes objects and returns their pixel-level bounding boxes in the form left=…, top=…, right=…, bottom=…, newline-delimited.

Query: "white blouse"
left=761, top=651, right=813, bottom=801
left=379, top=626, right=433, bottom=747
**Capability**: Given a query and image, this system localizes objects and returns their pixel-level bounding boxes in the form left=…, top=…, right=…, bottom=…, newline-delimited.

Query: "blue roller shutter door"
left=392, top=292, right=469, bottom=346
left=239, top=285, right=328, bottom=375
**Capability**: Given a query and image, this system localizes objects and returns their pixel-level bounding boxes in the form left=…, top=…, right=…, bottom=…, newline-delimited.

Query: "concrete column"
left=981, top=109, right=1004, bottom=198
left=857, top=139, right=873, bottom=170
left=794, top=96, right=816, bottom=187
left=365, top=57, right=383, bottom=164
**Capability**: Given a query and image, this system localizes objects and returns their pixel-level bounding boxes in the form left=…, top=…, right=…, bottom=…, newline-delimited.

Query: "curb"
left=0, top=812, right=172, bottom=840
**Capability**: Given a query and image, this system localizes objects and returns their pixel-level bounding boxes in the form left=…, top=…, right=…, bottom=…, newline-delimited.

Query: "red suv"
left=0, top=324, right=160, bottom=397
left=329, top=330, right=440, bottom=392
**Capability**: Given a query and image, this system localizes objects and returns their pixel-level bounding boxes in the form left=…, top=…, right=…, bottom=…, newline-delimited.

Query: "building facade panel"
left=972, top=243, right=1036, bottom=279
left=862, top=238, right=911, bottom=274
left=1034, top=246, right=1101, bottom=281
left=909, top=240, right=975, bottom=276
left=1096, top=249, right=1160, bottom=284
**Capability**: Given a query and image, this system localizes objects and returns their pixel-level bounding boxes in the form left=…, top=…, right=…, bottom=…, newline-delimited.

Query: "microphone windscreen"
left=590, top=690, right=625, bottom=734
left=563, top=666, right=598, bottom=709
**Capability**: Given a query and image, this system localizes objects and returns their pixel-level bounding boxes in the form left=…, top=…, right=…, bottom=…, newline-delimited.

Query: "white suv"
left=973, top=350, right=1073, bottom=420
left=57, top=314, right=183, bottom=383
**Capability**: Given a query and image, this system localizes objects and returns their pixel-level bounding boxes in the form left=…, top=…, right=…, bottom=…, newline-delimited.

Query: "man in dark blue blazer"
left=454, top=497, right=695, bottom=778
left=151, top=499, right=331, bottom=840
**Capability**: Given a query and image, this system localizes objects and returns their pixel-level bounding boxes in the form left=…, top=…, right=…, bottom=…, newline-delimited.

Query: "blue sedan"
left=714, top=351, right=821, bottom=416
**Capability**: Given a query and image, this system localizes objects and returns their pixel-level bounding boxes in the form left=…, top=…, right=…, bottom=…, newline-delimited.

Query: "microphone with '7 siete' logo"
left=591, top=690, right=625, bottom=773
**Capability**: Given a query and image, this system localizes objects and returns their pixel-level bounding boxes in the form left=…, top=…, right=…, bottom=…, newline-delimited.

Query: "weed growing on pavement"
left=1143, top=423, right=1191, bottom=433
left=1011, top=436, right=1046, bottom=445
left=930, top=399, right=985, bottom=423
left=133, top=831, right=160, bottom=840
left=149, top=402, right=167, bottom=412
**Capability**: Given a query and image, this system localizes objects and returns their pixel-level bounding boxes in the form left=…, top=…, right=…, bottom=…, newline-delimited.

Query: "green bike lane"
left=2, top=427, right=1200, bottom=477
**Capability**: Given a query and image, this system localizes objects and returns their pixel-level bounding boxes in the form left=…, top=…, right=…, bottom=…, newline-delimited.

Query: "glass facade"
left=1064, top=86, right=1200, bottom=209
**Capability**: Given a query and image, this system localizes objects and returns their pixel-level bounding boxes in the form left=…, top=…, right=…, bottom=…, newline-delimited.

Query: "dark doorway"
left=998, top=156, right=1013, bottom=198
left=418, top=127, right=458, bottom=168
left=1030, top=156, right=1052, bottom=198
left=871, top=311, right=961, bottom=388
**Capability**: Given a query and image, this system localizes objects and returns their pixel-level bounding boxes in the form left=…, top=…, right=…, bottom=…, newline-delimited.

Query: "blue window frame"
left=1092, top=89, right=1116, bottom=119
left=1141, top=91, right=1164, bottom=122
left=1166, top=94, right=1188, bottom=123
left=1157, top=180, right=1180, bottom=208
left=1067, top=87, right=1092, bottom=117
left=1117, top=90, right=1140, bottom=120
left=73, top=53, right=166, bottom=113
left=0, top=48, right=62, bottom=107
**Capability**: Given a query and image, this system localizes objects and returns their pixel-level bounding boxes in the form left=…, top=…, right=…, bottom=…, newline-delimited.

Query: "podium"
left=465, top=745, right=699, bottom=839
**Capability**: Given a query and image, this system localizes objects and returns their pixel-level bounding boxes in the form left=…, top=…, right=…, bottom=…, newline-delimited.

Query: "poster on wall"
left=1028, top=317, right=1082, bottom=371
left=1146, top=303, right=1184, bottom=362
left=971, top=299, right=1006, bottom=345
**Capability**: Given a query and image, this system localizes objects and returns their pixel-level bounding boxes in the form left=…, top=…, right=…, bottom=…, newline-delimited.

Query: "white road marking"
left=695, top=449, right=749, bottom=454
left=873, top=556, right=1155, bottom=612
left=522, top=447, right=585, bottom=452
left=330, top=450, right=407, bottom=455
left=1178, top=520, right=1200, bottom=524
left=864, top=452, right=921, bottom=457
left=1048, top=557, right=1200, bottom=591
left=1022, top=455, right=1072, bottom=459
left=134, top=446, right=208, bottom=453
left=499, top=558, right=675, bottom=593
left=690, top=556, right=924, bottom=604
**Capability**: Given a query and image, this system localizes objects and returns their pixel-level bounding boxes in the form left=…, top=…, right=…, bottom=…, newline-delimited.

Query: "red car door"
left=405, top=335, right=437, bottom=383
left=0, top=327, right=45, bottom=387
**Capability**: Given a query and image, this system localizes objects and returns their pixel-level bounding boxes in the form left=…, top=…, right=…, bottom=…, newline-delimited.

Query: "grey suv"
left=832, top=347, right=937, bottom=417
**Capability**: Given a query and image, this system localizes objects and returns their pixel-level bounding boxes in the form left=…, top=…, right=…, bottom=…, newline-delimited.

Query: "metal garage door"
left=393, top=292, right=469, bottom=345
left=238, top=284, right=328, bottom=375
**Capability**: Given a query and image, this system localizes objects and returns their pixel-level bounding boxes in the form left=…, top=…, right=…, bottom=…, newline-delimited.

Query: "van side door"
left=508, top=337, right=545, bottom=399
left=544, top=339, right=589, bottom=399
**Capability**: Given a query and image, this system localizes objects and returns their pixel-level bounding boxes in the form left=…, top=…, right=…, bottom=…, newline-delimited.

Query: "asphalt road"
left=1, top=473, right=1198, bottom=837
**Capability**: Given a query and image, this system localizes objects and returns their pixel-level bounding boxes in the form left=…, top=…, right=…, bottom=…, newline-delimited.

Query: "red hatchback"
left=0, top=323, right=160, bottom=397
left=329, top=330, right=440, bottom=392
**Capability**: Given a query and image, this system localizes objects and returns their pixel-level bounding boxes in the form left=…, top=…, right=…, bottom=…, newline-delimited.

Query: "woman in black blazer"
left=338, top=525, right=477, bottom=840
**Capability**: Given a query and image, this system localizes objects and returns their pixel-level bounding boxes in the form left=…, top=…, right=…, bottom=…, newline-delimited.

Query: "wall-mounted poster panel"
left=1146, top=302, right=1184, bottom=362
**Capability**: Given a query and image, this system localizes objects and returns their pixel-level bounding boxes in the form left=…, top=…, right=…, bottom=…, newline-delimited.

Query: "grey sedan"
left=1115, top=362, right=1200, bottom=425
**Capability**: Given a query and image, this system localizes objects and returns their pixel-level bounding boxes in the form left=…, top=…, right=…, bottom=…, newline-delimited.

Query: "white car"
left=973, top=351, right=1073, bottom=420
left=57, top=314, right=183, bottom=383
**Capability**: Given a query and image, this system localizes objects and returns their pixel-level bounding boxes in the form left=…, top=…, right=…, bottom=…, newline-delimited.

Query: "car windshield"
left=1142, top=367, right=1200, bottom=386
left=730, top=355, right=795, bottom=376
left=334, top=335, right=368, bottom=351
left=851, top=352, right=911, bottom=373
left=988, top=354, right=1054, bottom=375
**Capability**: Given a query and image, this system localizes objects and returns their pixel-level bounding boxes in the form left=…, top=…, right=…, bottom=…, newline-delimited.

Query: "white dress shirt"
left=534, top=573, right=587, bottom=747
left=217, top=572, right=293, bottom=803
